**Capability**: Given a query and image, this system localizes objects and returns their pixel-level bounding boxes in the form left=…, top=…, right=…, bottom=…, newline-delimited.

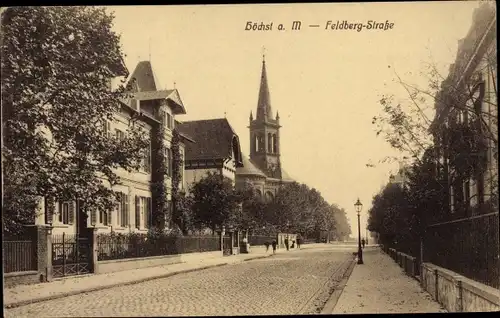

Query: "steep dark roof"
left=236, top=155, right=267, bottom=178
left=109, top=56, right=129, bottom=77
left=126, top=61, right=157, bottom=92
left=176, top=118, right=243, bottom=166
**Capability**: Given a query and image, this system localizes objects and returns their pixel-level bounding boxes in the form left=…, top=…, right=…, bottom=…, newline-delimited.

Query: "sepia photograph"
left=1, top=1, right=498, bottom=316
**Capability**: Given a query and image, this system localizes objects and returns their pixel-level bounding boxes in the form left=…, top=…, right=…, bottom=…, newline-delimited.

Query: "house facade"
left=35, top=61, right=190, bottom=236
left=235, top=56, right=294, bottom=200
left=176, top=118, right=243, bottom=190
left=430, top=2, right=497, bottom=214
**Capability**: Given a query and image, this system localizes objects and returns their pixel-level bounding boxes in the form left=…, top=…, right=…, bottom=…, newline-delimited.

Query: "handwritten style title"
left=245, top=20, right=395, bottom=32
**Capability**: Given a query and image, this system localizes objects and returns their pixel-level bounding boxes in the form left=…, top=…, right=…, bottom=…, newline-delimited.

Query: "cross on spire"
left=262, top=46, right=266, bottom=62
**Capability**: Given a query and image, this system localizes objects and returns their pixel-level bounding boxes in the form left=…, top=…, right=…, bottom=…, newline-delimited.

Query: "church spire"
left=256, top=55, right=273, bottom=121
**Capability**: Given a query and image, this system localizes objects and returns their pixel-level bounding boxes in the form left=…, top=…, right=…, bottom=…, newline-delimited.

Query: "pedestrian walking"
left=361, top=238, right=366, bottom=249
left=297, top=237, right=301, bottom=249
left=291, top=240, right=295, bottom=249
left=284, top=237, right=289, bottom=251
left=271, top=240, right=277, bottom=254
left=264, top=241, right=270, bottom=252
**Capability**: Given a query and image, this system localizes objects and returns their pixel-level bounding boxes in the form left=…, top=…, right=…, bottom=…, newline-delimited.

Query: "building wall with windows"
left=35, top=61, right=189, bottom=236
left=431, top=2, right=497, bottom=214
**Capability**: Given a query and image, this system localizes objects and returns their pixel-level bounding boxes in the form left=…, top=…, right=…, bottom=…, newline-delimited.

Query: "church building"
left=235, top=56, right=294, bottom=201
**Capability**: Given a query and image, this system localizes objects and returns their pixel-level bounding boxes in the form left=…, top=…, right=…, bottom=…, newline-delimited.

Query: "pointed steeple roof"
left=256, top=57, right=273, bottom=121
left=126, top=61, right=157, bottom=92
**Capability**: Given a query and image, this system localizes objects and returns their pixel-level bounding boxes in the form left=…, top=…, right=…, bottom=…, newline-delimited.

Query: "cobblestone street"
left=5, top=248, right=354, bottom=317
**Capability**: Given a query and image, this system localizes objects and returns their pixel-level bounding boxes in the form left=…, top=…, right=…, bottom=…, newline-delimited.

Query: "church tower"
left=249, top=54, right=282, bottom=179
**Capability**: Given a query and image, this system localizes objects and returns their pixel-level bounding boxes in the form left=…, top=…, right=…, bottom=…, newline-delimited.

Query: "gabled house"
left=36, top=60, right=191, bottom=236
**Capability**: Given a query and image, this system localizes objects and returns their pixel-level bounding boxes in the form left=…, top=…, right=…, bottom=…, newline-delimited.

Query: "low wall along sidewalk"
left=421, top=262, right=500, bottom=312
left=381, top=244, right=500, bottom=313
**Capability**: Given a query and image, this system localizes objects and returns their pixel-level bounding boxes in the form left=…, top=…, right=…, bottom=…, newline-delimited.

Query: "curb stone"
left=320, top=256, right=358, bottom=314
left=242, top=254, right=273, bottom=262
left=4, top=262, right=229, bottom=309
left=299, top=255, right=357, bottom=314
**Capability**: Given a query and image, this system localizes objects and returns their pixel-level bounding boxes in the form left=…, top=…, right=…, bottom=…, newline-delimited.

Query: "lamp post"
left=354, top=198, right=364, bottom=264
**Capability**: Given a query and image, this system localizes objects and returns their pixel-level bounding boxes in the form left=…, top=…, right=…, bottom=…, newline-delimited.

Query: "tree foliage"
left=238, top=181, right=351, bottom=240
left=190, top=172, right=241, bottom=231
left=1, top=7, right=149, bottom=234
left=369, top=19, right=498, bottom=253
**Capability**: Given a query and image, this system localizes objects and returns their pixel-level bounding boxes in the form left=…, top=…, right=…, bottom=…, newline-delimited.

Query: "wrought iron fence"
left=246, top=235, right=275, bottom=246
left=97, top=233, right=220, bottom=261
left=2, top=236, right=37, bottom=273
left=423, top=212, right=499, bottom=288
left=52, top=233, right=92, bottom=277
left=302, top=238, right=317, bottom=244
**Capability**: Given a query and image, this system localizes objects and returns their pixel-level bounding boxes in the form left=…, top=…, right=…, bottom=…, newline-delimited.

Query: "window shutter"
left=135, top=196, right=141, bottom=229
left=68, top=202, right=75, bottom=225
left=125, top=194, right=130, bottom=226
left=58, top=202, right=63, bottom=223
left=120, top=193, right=125, bottom=227
left=107, top=121, right=112, bottom=138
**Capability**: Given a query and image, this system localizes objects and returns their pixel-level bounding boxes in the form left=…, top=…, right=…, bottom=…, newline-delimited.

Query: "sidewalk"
left=4, top=243, right=326, bottom=309
left=325, top=247, right=447, bottom=314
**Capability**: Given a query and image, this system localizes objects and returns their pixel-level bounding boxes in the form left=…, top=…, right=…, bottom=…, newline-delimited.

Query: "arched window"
left=272, top=134, right=277, bottom=153
left=265, top=191, right=274, bottom=202
left=256, top=189, right=263, bottom=199
left=268, top=133, right=272, bottom=153
left=258, top=133, right=265, bottom=152
left=254, top=134, right=259, bottom=152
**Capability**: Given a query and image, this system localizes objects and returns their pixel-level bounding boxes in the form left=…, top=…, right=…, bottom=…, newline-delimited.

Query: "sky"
left=107, top=1, right=481, bottom=237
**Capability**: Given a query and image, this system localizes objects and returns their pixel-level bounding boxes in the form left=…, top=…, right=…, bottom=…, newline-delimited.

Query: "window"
left=166, top=113, right=173, bottom=129
left=135, top=196, right=141, bottom=229
left=99, top=210, right=110, bottom=226
left=268, top=133, right=272, bottom=153
left=59, top=201, right=75, bottom=225
left=272, top=134, right=277, bottom=153
left=258, top=134, right=265, bottom=152
left=142, top=197, right=152, bottom=229
left=103, top=120, right=112, bottom=138
left=115, top=129, right=125, bottom=141
left=115, top=192, right=129, bottom=227
left=135, top=196, right=151, bottom=230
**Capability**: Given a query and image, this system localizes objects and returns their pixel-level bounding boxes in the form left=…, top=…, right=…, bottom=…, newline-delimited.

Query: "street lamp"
left=354, top=198, right=364, bottom=264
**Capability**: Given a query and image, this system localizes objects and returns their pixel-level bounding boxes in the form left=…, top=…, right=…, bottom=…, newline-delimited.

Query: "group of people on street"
left=264, top=236, right=302, bottom=254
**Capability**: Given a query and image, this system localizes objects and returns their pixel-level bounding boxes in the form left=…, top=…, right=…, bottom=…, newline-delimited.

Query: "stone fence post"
left=35, top=225, right=53, bottom=282
left=90, top=228, right=99, bottom=274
